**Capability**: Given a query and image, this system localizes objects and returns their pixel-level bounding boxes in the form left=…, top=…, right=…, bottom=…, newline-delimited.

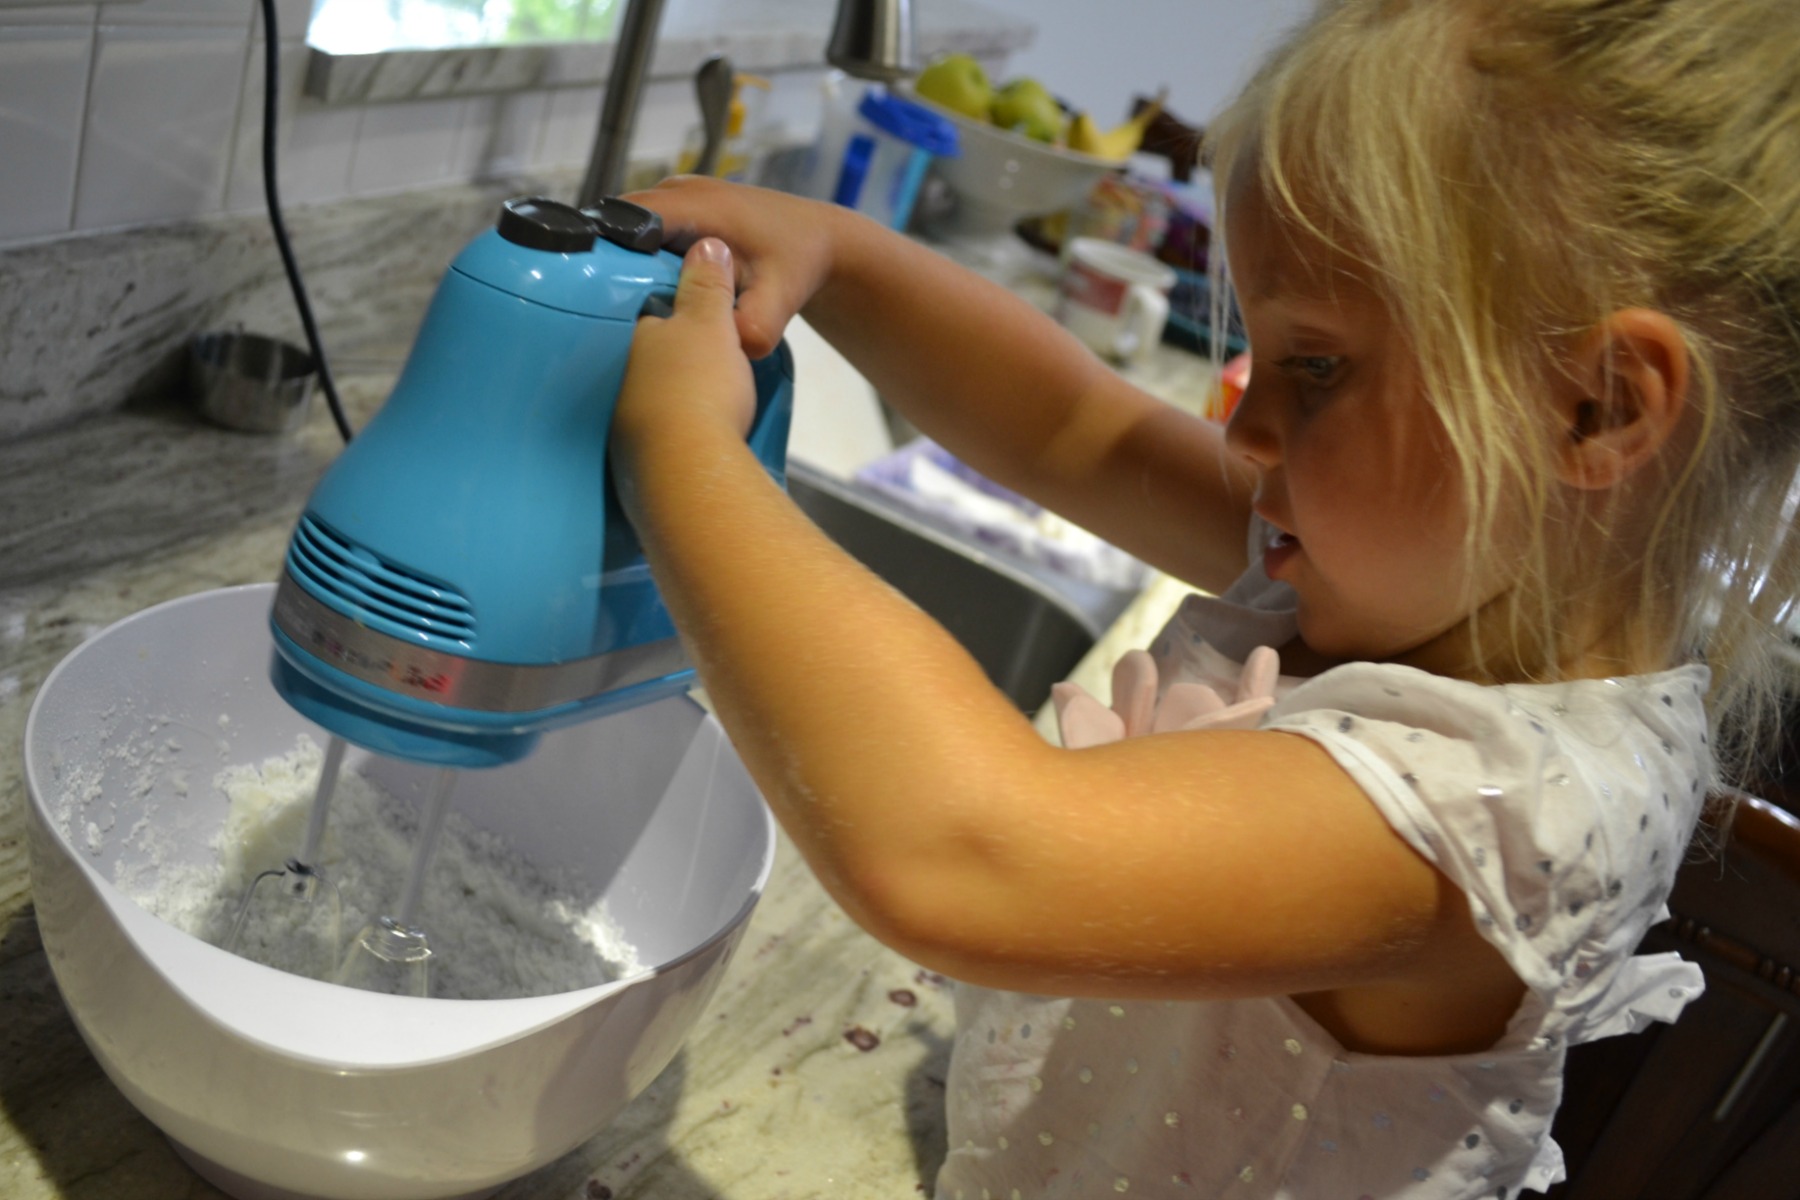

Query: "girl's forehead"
left=1224, top=187, right=1381, bottom=313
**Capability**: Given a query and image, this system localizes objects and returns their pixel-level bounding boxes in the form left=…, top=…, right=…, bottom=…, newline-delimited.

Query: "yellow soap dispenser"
left=676, top=73, right=771, bottom=181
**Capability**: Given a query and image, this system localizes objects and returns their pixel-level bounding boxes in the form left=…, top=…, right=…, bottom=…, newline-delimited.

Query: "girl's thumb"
left=673, top=237, right=735, bottom=321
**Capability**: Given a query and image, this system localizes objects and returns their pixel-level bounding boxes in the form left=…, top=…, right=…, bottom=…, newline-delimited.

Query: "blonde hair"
left=1205, top=0, right=1800, bottom=782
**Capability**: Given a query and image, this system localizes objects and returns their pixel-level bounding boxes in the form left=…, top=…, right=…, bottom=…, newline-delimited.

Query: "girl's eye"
left=1279, top=355, right=1343, bottom=385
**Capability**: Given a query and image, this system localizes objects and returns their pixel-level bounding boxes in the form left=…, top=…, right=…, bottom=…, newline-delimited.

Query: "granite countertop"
left=0, top=240, right=1208, bottom=1200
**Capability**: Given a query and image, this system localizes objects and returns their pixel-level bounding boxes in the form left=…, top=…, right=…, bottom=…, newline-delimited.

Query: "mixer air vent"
left=288, top=515, right=477, bottom=648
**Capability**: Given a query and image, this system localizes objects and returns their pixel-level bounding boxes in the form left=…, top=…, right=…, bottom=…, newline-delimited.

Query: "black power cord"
left=257, top=0, right=354, bottom=444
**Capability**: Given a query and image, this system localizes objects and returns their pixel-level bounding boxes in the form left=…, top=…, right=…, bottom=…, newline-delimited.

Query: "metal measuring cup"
left=188, top=328, right=317, bottom=434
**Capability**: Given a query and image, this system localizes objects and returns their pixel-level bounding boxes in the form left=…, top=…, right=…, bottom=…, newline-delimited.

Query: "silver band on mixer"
left=272, top=572, right=690, bottom=714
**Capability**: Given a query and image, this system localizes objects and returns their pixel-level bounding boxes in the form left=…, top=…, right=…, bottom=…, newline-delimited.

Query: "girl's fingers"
left=1111, top=650, right=1159, bottom=738
left=1052, top=683, right=1126, bottom=749
left=672, top=238, right=737, bottom=324
left=1238, top=645, right=1280, bottom=703
left=1154, top=683, right=1225, bottom=733
left=624, top=178, right=821, bottom=360
left=734, top=306, right=785, bottom=362
left=1178, top=696, right=1275, bottom=733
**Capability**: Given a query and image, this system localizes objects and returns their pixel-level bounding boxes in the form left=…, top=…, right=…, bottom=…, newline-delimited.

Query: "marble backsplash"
left=0, top=164, right=615, bottom=442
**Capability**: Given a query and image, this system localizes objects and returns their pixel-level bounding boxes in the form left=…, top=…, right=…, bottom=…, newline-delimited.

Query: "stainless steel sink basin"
left=785, top=460, right=1135, bottom=711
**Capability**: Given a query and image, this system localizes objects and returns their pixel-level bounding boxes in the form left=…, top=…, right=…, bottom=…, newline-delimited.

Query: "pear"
left=989, top=77, right=1065, bottom=143
left=914, top=54, right=993, bottom=122
left=1066, top=113, right=1105, bottom=157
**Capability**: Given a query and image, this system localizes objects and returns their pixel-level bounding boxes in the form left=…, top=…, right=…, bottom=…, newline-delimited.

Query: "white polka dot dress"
left=935, top=537, right=1710, bottom=1200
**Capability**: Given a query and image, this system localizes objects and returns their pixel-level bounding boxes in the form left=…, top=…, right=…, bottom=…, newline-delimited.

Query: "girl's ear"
left=1555, top=309, right=1690, bottom=491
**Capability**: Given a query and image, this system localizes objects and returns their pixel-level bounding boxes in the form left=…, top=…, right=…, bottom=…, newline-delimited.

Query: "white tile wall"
left=0, top=5, right=842, bottom=248
left=99, top=0, right=251, bottom=27
left=74, top=22, right=247, bottom=229
left=530, top=76, right=737, bottom=177
left=452, top=89, right=546, bottom=182
left=251, top=0, right=313, bottom=40
left=0, top=23, right=92, bottom=240
left=632, top=75, right=695, bottom=162
left=0, top=6, right=98, bottom=23
left=535, top=83, right=602, bottom=169
left=279, top=90, right=360, bottom=199
left=347, top=95, right=464, bottom=195
left=223, top=35, right=357, bottom=210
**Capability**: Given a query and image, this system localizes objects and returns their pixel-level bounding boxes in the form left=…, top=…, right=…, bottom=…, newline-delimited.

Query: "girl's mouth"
left=1263, top=530, right=1301, bottom=579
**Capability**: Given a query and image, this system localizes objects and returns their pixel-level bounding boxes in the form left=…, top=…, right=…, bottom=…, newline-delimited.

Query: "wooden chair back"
left=1549, top=793, right=1800, bottom=1199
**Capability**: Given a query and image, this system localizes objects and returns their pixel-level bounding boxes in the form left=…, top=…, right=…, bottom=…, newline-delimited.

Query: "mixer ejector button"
left=581, top=197, right=664, bottom=254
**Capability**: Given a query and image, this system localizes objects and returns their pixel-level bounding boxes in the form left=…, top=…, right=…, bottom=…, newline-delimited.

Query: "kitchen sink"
left=785, top=460, right=1135, bottom=711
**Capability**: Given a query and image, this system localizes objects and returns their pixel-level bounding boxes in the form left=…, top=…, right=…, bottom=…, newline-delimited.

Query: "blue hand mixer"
left=229, top=197, right=792, bottom=992
left=272, top=195, right=792, bottom=768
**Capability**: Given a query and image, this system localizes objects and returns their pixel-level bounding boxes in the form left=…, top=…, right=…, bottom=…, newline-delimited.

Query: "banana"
left=1068, top=91, right=1167, bottom=161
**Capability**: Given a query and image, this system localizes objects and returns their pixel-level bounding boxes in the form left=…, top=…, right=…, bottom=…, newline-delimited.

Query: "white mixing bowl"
left=24, top=584, right=775, bottom=1200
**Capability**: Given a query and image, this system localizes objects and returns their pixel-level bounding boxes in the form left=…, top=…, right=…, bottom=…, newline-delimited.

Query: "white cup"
left=1055, top=237, right=1177, bottom=365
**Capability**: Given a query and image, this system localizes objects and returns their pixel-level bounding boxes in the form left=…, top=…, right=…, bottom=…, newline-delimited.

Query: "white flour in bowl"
left=113, top=736, right=644, bottom=1000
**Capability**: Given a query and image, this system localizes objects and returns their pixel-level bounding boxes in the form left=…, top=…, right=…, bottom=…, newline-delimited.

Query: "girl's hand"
left=613, top=238, right=756, bottom=477
left=622, top=176, right=846, bottom=360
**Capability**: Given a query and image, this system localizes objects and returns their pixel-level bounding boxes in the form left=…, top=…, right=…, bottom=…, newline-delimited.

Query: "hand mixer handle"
left=746, top=343, right=795, bottom=488
left=632, top=285, right=794, bottom=491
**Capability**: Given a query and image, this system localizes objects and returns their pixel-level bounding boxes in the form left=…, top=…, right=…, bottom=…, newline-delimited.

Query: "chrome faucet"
left=828, top=0, right=915, bottom=81
left=577, top=0, right=666, bottom=207
left=577, top=0, right=916, bottom=207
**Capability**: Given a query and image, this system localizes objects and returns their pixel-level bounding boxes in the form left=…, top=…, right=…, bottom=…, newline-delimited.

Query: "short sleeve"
left=1261, top=661, right=1712, bottom=1048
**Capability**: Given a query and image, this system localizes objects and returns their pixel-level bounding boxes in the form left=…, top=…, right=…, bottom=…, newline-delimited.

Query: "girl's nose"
left=1223, top=372, right=1279, bottom=466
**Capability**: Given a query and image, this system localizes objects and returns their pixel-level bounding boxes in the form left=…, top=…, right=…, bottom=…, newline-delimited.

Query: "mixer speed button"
left=496, top=196, right=598, bottom=254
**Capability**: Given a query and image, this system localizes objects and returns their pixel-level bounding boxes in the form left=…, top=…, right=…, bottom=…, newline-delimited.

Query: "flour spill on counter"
left=58, top=731, right=643, bottom=1000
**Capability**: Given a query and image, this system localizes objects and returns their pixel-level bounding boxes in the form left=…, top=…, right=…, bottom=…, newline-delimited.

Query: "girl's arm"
left=629, top=177, right=1259, bottom=594
left=614, top=242, right=1486, bottom=1007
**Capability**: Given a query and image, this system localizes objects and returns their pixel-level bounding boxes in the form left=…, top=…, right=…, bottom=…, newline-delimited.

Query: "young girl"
left=610, top=0, right=1800, bottom=1195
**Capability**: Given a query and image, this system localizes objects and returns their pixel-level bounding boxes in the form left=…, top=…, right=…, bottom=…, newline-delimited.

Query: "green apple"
left=989, top=77, right=1064, bottom=142
left=914, top=54, right=993, bottom=122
